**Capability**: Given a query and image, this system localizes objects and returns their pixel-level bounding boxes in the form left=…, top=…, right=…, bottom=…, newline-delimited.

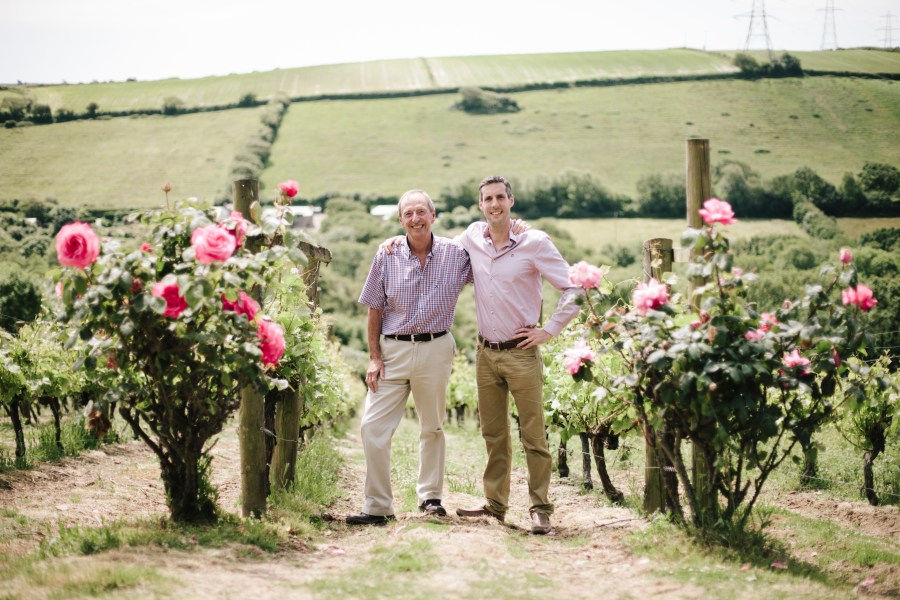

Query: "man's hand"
left=514, top=326, right=552, bottom=349
left=511, top=218, right=531, bottom=234
left=379, top=236, right=405, bottom=255
left=366, top=357, right=385, bottom=392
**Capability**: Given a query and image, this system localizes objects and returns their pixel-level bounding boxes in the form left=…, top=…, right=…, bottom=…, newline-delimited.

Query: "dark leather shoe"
left=455, top=505, right=504, bottom=522
left=419, top=499, right=448, bottom=517
left=530, top=511, right=551, bottom=535
left=346, top=513, right=395, bottom=526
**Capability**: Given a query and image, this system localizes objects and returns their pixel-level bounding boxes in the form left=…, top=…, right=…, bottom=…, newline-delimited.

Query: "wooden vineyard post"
left=234, top=178, right=267, bottom=518
left=641, top=238, right=672, bottom=515
left=686, top=138, right=714, bottom=524
left=270, top=241, right=332, bottom=491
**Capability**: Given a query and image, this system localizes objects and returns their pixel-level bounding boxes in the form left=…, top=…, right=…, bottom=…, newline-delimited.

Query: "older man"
left=347, top=189, right=471, bottom=525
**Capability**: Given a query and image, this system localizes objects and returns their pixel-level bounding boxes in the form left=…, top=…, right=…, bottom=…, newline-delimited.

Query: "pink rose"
left=222, top=291, right=260, bottom=321
left=838, top=248, right=852, bottom=264
left=568, top=261, right=605, bottom=290
left=744, top=329, right=764, bottom=341
left=56, top=222, right=100, bottom=269
left=191, top=225, right=237, bottom=265
left=842, top=284, right=877, bottom=312
left=161, top=181, right=173, bottom=193
left=782, top=349, right=810, bottom=369
left=632, top=278, right=669, bottom=316
left=152, top=280, right=188, bottom=318
left=698, top=198, right=737, bottom=226
left=140, top=243, right=153, bottom=252
left=219, top=211, right=248, bottom=248
left=257, top=319, right=286, bottom=367
left=759, top=312, right=779, bottom=333
left=562, top=339, right=595, bottom=375
left=832, top=348, right=841, bottom=368
left=278, top=180, right=299, bottom=199
left=731, top=267, right=744, bottom=277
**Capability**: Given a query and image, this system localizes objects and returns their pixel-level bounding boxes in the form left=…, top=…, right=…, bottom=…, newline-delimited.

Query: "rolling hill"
left=0, top=48, right=897, bottom=209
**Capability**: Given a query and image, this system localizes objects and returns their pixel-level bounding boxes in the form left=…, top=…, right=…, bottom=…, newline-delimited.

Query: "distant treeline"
left=432, top=162, right=899, bottom=229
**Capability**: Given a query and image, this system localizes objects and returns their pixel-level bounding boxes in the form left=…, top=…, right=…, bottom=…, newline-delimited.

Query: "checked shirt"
left=359, top=235, right=472, bottom=335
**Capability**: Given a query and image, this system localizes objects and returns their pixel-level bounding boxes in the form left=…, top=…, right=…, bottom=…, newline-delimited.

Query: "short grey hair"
left=478, top=175, right=513, bottom=201
left=397, top=189, right=436, bottom=217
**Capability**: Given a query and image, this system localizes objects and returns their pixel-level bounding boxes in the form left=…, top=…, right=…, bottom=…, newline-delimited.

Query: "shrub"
left=0, top=271, right=42, bottom=333
left=162, top=96, right=185, bottom=115
left=859, top=227, right=900, bottom=253
left=454, top=87, right=520, bottom=114
left=636, top=173, right=685, bottom=218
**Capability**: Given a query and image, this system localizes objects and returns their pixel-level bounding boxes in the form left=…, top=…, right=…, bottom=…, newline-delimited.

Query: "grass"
left=0, top=415, right=114, bottom=473
left=24, top=49, right=738, bottom=112
left=262, top=76, right=899, bottom=200
left=309, top=538, right=442, bottom=599
left=268, top=433, right=346, bottom=536
left=0, top=106, right=264, bottom=209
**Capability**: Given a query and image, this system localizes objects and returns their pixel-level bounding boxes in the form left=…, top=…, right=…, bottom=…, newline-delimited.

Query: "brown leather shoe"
left=455, top=505, right=505, bottom=522
left=530, top=511, right=551, bottom=535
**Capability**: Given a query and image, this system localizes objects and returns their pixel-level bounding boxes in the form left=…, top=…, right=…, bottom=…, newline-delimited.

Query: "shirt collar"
left=480, top=222, right=518, bottom=249
left=403, top=233, right=436, bottom=258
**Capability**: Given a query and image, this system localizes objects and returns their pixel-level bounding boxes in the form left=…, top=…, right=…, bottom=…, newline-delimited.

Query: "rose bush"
left=55, top=198, right=300, bottom=522
left=562, top=198, right=883, bottom=530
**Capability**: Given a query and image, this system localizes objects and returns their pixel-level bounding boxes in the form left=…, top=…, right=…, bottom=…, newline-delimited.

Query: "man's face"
left=398, top=194, right=435, bottom=238
left=479, top=182, right=514, bottom=227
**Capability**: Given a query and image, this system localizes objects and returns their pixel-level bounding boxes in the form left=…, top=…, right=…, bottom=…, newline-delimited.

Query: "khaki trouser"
left=360, top=333, right=455, bottom=516
left=475, top=344, right=553, bottom=516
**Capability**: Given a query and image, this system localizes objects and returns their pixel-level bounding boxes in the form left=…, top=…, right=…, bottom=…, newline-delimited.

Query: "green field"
left=0, top=108, right=263, bottom=208
left=2, top=49, right=898, bottom=208
left=549, top=217, right=807, bottom=252
left=18, top=49, right=739, bottom=113
left=262, top=76, right=899, bottom=200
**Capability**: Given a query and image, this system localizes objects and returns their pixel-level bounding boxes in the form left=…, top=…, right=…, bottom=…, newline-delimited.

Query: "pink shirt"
left=458, top=222, right=580, bottom=343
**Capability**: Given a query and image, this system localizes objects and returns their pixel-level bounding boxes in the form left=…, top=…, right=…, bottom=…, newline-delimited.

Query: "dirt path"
left=1, top=420, right=898, bottom=599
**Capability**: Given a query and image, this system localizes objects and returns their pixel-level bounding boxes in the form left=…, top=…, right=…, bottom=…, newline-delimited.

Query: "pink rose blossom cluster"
left=782, top=349, right=811, bottom=372
left=745, top=312, right=779, bottom=341
left=278, top=180, right=299, bottom=199
left=632, top=278, right=669, bottom=316
left=568, top=261, right=605, bottom=290
left=56, top=222, right=100, bottom=269
left=152, top=280, right=189, bottom=319
left=257, top=319, right=286, bottom=367
left=222, top=291, right=260, bottom=321
left=562, top=339, right=595, bottom=375
left=842, top=284, right=877, bottom=312
left=191, top=225, right=237, bottom=265
left=698, top=198, right=737, bottom=226
left=219, top=211, right=248, bottom=247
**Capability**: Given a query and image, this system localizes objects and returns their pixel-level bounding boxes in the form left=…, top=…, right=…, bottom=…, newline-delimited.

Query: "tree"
left=85, top=102, right=99, bottom=119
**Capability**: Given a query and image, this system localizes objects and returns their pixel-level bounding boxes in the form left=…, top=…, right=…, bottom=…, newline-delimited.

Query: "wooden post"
left=234, top=178, right=268, bottom=518
left=686, top=139, right=713, bottom=524
left=270, top=387, right=302, bottom=490
left=641, top=238, right=672, bottom=515
left=268, top=240, right=331, bottom=491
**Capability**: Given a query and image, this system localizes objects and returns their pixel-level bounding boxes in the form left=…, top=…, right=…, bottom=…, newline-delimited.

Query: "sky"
left=2, top=0, right=897, bottom=84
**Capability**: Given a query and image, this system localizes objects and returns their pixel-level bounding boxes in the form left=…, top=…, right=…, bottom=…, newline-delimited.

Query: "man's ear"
left=509, top=195, right=515, bottom=208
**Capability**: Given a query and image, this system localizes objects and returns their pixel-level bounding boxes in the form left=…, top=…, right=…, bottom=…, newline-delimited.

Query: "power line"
left=739, top=0, right=775, bottom=61
left=818, top=1, right=841, bottom=51
left=878, top=12, right=898, bottom=48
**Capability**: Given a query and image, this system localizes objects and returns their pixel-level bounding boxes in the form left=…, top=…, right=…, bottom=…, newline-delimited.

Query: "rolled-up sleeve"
left=359, top=252, right=386, bottom=310
left=535, top=236, right=582, bottom=337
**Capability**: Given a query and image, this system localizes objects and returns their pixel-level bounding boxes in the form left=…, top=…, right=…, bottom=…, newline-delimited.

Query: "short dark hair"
left=478, top=175, right=513, bottom=201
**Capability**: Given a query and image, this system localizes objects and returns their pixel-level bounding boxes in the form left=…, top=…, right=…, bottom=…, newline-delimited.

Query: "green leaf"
left=120, top=319, right=135, bottom=336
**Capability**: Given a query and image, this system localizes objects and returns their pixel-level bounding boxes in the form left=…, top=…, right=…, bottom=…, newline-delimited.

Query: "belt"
left=478, top=334, right=525, bottom=350
left=384, top=330, right=448, bottom=342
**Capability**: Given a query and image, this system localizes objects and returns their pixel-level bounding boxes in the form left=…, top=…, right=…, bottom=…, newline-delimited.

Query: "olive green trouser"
left=475, top=344, right=553, bottom=516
